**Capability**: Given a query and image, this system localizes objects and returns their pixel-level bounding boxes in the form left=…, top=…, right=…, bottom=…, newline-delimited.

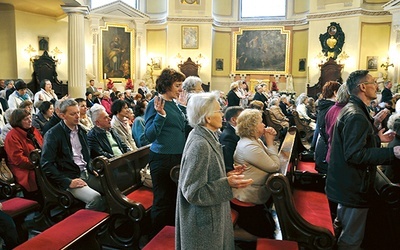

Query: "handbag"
left=0, top=158, right=14, bottom=183
left=140, top=164, right=152, bottom=188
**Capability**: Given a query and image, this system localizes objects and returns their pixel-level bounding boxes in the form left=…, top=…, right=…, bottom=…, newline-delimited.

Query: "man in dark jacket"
left=219, top=106, right=243, bottom=172
left=326, top=70, right=400, bottom=249
left=252, top=84, right=268, bottom=108
left=41, top=99, right=105, bottom=211
left=87, top=104, right=130, bottom=159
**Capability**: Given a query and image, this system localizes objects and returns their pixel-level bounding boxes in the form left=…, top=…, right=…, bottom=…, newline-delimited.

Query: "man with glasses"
left=326, top=70, right=400, bottom=249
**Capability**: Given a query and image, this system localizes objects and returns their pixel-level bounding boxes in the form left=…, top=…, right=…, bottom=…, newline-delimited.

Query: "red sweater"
left=4, top=127, right=43, bottom=192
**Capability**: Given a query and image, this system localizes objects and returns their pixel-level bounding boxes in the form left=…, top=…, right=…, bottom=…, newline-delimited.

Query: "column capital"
left=61, top=5, right=90, bottom=15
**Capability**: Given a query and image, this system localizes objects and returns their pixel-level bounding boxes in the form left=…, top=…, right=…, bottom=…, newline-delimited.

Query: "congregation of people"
left=1, top=68, right=400, bottom=249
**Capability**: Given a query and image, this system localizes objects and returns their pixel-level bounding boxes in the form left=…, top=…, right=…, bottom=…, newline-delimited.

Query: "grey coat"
left=176, top=126, right=234, bottom=250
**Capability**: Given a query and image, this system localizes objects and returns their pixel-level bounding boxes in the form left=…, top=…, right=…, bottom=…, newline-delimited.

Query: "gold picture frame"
left=232, top=27, right=290, bottom=74
left=367, top=56, right=378, bottom=71
left=99, top=23, right=135, bottom=80
left=182, top=26, right=199, bottom=49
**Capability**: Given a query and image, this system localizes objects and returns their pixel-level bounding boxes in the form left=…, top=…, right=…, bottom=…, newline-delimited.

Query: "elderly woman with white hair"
left=226, top=81, right=244, bottom=107
left=382, top=113, right=400, bottom=183
left=176, top=92, right=253, bottom=250
left=296, top=93, right=316, bottom=130
left=182, top=76, right=203, bottom=94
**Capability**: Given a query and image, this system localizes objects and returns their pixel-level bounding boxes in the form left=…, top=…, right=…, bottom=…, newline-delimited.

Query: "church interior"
left=0, top=0, right=399, bottom=97
left=1, top=0, right=400, bottom=249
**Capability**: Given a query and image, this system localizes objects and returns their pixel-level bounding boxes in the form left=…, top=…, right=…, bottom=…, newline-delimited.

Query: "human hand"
left=263, top=127, right=276, bottom=145
left=374, top=109, right=390, bottom=127
left=69, top=178, right=87, bottom=188
left=154, top=96, right=166, bottom=116
left=178, top=90, right=188, bottom=106
left=227, top=164, right=247, bottom=176
left=228, top=174, right=253, bottom=188
left=379, top=128, right=395, bottom=143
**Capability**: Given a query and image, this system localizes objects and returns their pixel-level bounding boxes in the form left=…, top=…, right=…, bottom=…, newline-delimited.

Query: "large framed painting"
left=232, top=27, right=290, bottom=74
left=99, top=24, right=135, bottom=80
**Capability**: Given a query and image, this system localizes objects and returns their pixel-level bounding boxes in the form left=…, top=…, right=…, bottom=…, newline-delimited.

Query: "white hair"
left=90, top=104, right=106, bottom=123
left=187, top=92, right=219, bottom=127
left=182, top=76, right=202, bottom=93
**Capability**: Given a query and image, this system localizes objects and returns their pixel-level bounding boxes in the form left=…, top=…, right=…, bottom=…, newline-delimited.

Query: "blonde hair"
left=236, top=109, right=262, bottom=138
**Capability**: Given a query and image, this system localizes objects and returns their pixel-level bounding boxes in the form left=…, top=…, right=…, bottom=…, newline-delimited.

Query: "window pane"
left=241, top=0, right=286, bottom=18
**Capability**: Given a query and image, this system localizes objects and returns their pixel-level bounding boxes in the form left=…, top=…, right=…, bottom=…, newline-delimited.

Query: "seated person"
left=0, top=203, right=19, bottom=249
left=110, top=100, right=137, bottom=151
left=4, top=109, right=43, bottom=204
left=279, top=95, right=295, bottom=126
left=87, top=104, right=130, bottom=159
left=32, top=101, right=54, bottom=135
left=306, top=97, right=317, bottom=120
left=232, top=109, right=280, bottom=238
left=40, top=99, right=105, bottom=211
left=219, top=106, right=243, bottom=173
left=75, top=98, right=93, bottom=132
left=0, top=108, right=15, bottom=146
left=18, top=100, right=34, bottom=115
left=296, top=93, right=316, bottom=130
left=132, top=100, right=150, bottom=148
left=269, top=97, right=289, bottom=128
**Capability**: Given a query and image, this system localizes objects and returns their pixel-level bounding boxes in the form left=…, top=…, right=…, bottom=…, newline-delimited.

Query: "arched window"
left=241, top=0, right=286, bottom=19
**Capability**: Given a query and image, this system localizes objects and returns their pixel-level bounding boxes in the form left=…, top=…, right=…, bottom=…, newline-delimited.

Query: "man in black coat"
left=219, top=106, right=243, bottom=172
left=41, top=99, right=105, bottom=211
left=252, top=84, right=268, bottom=108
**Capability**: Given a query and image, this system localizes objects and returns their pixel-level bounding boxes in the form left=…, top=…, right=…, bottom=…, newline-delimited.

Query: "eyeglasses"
left=360, top=81, right=377, bottom=85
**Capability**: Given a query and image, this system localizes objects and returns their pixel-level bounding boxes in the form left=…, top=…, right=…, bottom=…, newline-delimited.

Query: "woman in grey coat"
left=176, top=92, right=253, bottom=250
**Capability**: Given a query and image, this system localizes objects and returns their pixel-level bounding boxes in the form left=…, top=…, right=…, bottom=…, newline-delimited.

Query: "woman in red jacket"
left=4, top=109, right=43, bottom=204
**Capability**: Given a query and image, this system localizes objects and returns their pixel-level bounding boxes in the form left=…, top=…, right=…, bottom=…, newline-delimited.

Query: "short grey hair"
left=187, top=92, right=219, bottom=127
left=182, top=76, right=202, bottom=93
left=336, top=83, right=350, bottom=104
left=388, top=113, right=400, bottom=134
left=59, top=98, right=78, bottom=114
left=270, top=97, right=279, bottom=107
left=90, top=104, right=106, bottom=123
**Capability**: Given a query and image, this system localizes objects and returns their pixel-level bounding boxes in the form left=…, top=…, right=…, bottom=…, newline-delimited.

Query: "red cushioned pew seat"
left=297, top=160, right=317, bottom=173
left=15, top=209, right=109, bottom=250
left=126, top=186, right=153, bottom=210
left=292, top=189, right=334, bottom=235
left=143, top=225, right=175, bottom=250
left=256, top=238, right=298, bottom=250
left=2, top=197, right=40, bottom=218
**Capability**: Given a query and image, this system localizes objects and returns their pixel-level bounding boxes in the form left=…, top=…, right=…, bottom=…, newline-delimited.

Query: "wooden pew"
left=264, top=109, right=283, bottom=140
left=92, top=145, right=153, bottom=249
left=362, top=168, right=400, bottom=249
left=266, top=127, right=335, bottom=250
left=14, top=209, right=109, bottom=250
left=29, top=149, right=84, bottom=230
left=291, top=110, right=313, bottom=142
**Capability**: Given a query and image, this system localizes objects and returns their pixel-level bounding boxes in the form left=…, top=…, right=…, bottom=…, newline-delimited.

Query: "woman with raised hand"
left=176, top=92, right=252, bottom=249
left=144, top=68, right=186, bottom=236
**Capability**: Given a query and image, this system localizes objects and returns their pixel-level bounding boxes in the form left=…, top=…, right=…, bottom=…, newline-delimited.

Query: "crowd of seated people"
left=2, top=70, right=400, bottom=249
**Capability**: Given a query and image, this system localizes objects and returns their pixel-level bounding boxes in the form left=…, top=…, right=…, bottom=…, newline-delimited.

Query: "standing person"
left=40, top=99, right=105, bottom=211
left=101, top=91, right=112, bottom=115
left=326, top=70, right=400, bottom=249
left=219, top=106, right=244, bottom=173
left=86, top=79, right=98, bottom=94
left=4, top=109, right=43, bottom=204
left=232, top=109, right=280, bottom=238
left=138, top=80, right=150, bottom=100
left=111, top=100, right=137, bottom=151
left=144, top=68, right=186, bottom=236
left=226, top=81, right=242, bottom=107
left=314, top=81, right=341, bottom=173
left=33, top=79, right=58, bottom=108
left=176, top=92, right=253, bottom=250
left=380, top=80, right=393, bottom=106
left=253, top=84, right=268, bottom=108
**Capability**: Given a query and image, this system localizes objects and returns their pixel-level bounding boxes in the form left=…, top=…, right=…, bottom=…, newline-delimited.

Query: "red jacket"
left=101, top=98, right=112, bottom=115
left=4, top=127, right=43, bottom=192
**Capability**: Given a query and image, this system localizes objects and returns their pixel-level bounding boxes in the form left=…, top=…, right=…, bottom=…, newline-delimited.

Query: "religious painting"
left=182, top=26, right=199, bottom=49
left=100, top=24, right=135, bottom=80
left=153, top=57, right=162, bottom=70
left=216, top=58, right=224, bottom=71
left=38, top=36, right=49, bottom=51
left=232, top=27, right=290, bottom=74
left=367, top=56, right=378, bottom=71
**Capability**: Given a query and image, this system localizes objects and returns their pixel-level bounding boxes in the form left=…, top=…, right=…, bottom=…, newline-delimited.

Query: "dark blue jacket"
left=87, top=126, right=130, bottom=159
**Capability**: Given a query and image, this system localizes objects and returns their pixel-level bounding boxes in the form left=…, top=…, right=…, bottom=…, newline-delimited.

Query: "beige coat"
left=269, top=105, right=289, bottom=128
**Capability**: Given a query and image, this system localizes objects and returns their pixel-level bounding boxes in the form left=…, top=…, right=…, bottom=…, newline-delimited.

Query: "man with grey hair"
left=326, top=70, right=400, bottom=249
left=87, top=104, right=130, bottom=159
left=41, top=98, right=105, bottom=211
left=253, top=84, right=268, bottom=107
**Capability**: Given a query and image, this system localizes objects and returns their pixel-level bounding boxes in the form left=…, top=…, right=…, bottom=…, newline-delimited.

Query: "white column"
left=62, top=6, right=89, bottom=98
